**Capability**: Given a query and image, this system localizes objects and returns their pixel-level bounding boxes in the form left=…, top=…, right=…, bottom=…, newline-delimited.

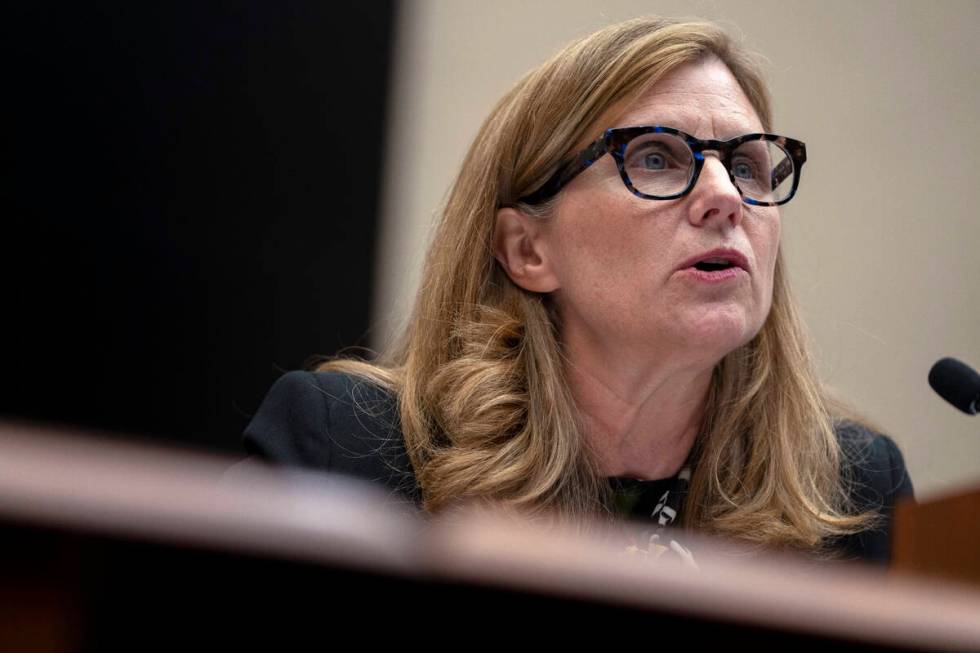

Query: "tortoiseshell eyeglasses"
left=518, top=125, right=807, bottom=207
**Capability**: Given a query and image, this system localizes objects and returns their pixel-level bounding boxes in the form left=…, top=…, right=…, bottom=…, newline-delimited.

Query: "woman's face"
left=542, top=56, right=781, bottom=368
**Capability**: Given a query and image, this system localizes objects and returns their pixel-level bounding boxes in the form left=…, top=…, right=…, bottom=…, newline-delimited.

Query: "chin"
left=676, top=311, right=760, bottom=358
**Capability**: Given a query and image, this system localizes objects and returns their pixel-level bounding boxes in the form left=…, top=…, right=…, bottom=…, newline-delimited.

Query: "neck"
left=564, top=345, right=714, bottom=481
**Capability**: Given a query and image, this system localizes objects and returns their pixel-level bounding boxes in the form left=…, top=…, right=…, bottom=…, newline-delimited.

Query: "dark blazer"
left=241, top=370, right=916, bottom=565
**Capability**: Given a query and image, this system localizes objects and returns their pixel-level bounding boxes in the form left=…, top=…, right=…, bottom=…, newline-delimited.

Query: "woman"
left=242, top=17, right=914, bottom=563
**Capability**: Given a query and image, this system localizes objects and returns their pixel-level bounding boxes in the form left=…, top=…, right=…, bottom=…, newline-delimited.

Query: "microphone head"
left=928, top=357, right=980, bottom=415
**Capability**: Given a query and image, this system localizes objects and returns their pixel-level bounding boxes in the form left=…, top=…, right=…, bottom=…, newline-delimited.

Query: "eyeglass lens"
left=622, top=133, right=796, bottom=203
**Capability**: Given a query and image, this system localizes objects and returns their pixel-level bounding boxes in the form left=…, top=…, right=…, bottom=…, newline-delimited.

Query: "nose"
left=686, top=155, right=743, bottom=229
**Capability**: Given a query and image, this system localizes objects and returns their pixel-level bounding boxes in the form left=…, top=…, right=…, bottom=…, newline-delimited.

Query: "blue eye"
left=643, top=152, right=667, bottom=170
left=732, top=159, right=756, bottom=179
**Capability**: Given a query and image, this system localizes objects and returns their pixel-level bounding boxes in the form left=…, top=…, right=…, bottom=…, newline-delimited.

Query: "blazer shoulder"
left=242, top=370, right=332, bottom=467
left=242, top=370, right=419, bottom=504
left=834, top=419, right=915, bottom=504
left=829, top=419, right=916, bottom=565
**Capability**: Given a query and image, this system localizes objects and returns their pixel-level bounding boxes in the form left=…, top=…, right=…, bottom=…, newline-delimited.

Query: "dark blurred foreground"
left=1, top=421, right=978, bottom=652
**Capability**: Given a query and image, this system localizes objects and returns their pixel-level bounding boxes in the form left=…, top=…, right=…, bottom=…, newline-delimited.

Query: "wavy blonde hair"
left=319, top=17, right=877, bottom=554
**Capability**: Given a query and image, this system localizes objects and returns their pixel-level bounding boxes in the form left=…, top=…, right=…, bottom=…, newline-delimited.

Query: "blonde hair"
left=320, top=17, right=876, bottom=554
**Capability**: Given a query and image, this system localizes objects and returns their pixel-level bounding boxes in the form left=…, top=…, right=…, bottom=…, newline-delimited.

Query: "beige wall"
left=372, top=0, right=980, bottom=497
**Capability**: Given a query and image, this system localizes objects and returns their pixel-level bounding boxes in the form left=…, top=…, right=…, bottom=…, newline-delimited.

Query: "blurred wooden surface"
left=1, top=420, right=979, bottom=651
left=893, top=487, right=980, bottom=587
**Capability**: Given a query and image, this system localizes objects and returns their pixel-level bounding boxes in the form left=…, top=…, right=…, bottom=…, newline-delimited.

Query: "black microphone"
left=928, top=357, right=980, bottom=415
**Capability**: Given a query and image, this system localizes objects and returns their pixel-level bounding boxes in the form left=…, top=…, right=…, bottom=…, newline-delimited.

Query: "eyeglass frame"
left=517, top=125, right=807, bottom=207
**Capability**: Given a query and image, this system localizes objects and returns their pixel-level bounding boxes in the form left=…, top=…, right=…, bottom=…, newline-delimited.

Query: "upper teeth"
left=703, top=258, right=730, bottom=264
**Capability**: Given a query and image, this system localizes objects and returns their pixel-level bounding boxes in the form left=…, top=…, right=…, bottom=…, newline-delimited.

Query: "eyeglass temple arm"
left=771, top=157, right=794, bottom=190
left=519, top=138, right=609, bottom=205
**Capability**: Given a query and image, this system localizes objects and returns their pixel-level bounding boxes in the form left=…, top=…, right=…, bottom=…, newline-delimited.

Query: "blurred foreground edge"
left=1, top=420, right=979, bottom=652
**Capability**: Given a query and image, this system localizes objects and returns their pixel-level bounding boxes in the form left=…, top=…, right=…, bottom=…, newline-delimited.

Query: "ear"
left=492, top=207, right=560, bottom=293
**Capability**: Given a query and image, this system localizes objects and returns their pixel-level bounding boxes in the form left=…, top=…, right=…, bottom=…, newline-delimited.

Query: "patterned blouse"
left=607, top=464, right=696, bottom=565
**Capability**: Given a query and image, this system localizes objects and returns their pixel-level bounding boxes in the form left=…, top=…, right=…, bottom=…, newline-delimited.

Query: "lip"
left=679, top=266, right=746, bottom=284
left=677, top=248, right=750, bottom=274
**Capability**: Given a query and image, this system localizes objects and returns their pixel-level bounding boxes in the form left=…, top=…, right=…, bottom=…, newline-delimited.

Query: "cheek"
left=765, top=217, right=781, bottom=276
left=551, top=201, right=657, bottom=288
left=754, top=215, right=781, bottom=309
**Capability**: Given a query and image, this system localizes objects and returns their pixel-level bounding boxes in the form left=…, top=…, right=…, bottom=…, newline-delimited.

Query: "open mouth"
left=679, top=249, right=749, bottom=276
left=692, top=260, right=736, bottom=272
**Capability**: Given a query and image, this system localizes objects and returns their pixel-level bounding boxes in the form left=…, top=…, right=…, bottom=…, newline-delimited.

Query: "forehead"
left=611, top=56, right=764, bottom=140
